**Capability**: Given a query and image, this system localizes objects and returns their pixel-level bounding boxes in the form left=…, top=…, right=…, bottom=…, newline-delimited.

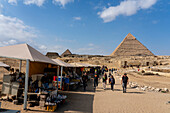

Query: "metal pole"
left=23, top=59, right=29, bottom=110
left=19, top=60, right=22, bottom=72
left=60, top=66, right=63, bottom=90
left=57, top=66, right=59, bottom=93
left=75, top=67, right=76, bottom=74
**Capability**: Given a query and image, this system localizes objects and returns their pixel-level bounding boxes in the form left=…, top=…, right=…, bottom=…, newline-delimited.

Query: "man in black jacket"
left=121, top=73, right=129, bottom=93
left=82, top=72, right=88, bottom=91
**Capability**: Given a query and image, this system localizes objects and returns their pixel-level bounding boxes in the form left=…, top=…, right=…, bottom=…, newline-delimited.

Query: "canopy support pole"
left=60, top=66, right=63, bottom=90
left=57, top=66, right=59, bottom=95
left=23, top=59, right=29, bottom=110
left=19, top=60, right=22, bottom=72
left=75, top=67, right=76, bottom=73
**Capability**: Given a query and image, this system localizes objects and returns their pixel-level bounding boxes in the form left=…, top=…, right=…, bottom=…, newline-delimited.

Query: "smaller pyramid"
left=110, top=33, right=154, bottom=56
left=61, top=49, right=72, bottom=57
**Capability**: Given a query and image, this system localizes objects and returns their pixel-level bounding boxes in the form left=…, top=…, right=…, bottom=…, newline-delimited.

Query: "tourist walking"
left=94, top=72, right=99, bottom=88
left=108, top=72, right=112, bottom=82
left=109, top=75, right=115, bottom=91
left=108, top=72, right=112, bottom=78
left=121, top=73, right=129, bottom=93
left=111, top=68, right=114, bottom=74
left=103, top=73, right=107, bottom=89
left=82, top=72, right=88, bottom=91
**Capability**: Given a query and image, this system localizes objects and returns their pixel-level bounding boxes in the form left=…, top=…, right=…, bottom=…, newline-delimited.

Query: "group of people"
left=102, top=72, right=129, bottom=93
left=82, top=71, right=99, bottom=91
left=82, top=70, right=129, bottom=93
left=10, top=68, right=25, bottom=86
left=102, top=72, right=115, bottom=90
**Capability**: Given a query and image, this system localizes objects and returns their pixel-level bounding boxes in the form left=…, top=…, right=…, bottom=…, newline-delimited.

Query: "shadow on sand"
left=26, top=109, right=48, bottom=113
left=57, top=92, right=94, bottom=113
left=126, top=92, right=145, bottom=94
left=114, top=89, right=122, bottom=91
left=57, top=80, right=95, bottom=113
left=96, top=88, right=123, bottom=92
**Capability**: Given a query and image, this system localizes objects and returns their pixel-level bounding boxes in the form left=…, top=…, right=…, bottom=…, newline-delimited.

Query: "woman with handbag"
left=109, top=75, right=115, bottom=91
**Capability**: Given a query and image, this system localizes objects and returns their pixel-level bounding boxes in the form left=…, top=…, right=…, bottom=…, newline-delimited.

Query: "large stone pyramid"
left=110, top=33, right=154, bottom=56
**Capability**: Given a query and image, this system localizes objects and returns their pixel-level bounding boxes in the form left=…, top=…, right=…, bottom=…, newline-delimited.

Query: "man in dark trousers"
left=109, top=75, right=115, bottom=91
left=82, top=72, right=88, bottom=91
left=121, top=73, right=129, bottom=93
left=41, top=73, right=49, bottom=89
left=94, top=72, right=99, bottom=88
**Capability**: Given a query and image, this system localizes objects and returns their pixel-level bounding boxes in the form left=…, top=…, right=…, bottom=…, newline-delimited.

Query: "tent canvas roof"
left=52, top=59, right=74, bottom=67
left=0, top=62, right=10, bottom=67
left=70, top=62, right=100, bottom=67
left=0, top=44, right=58, bottom=65
left=110, top=33, right=154, bottom=56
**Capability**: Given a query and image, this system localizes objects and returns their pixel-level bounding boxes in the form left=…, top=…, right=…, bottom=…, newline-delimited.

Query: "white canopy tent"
left=69, top=62, right=86, bottom=67
left=52, top=59, right=75, bottom=90
left=0, top=44, right=58, bottom=64
left=69, top=62, right=100, bottom=68
left=0, top=43, right=59, bottom=110
left=78, top=63, right=100, bottom=68
left=52, top=59, right=74, bottom=67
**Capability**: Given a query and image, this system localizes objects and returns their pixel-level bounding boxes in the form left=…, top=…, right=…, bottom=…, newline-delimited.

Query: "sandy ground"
left=127, top=71, right=170, bottom=90
left=1, top=74, right=170, bottom=113
left=93, top=76, right=170, bottom=113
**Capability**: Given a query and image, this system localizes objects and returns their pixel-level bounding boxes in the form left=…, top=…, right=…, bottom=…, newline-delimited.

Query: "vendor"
left=17, top=73, right=22, bottom=82
left=82, top=72, right=88, bottom=91
left=15, top=69, right=20, bottom=78
left=9, top=68, right=14, bottom=74
left=41, top=73, right=49, bottom=89
left=17, top=73, right=24, bottom=88
left=32, top=79, right=39, bottom=93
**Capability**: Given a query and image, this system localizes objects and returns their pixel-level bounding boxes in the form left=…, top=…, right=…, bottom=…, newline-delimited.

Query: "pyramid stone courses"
left=111, top=33, right=154, bottom=56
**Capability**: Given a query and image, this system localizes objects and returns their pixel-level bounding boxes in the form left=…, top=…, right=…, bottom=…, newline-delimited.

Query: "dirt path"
left=93, top=76, right=170, bottom=113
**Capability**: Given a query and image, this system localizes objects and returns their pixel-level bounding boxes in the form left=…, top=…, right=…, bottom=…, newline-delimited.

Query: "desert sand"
left=93, top=75, right=170, bottom=113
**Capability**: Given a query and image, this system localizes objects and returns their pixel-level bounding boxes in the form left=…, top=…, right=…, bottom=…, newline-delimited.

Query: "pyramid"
left=61, top=49, right=72, bottom=57
left=110, top=33, right=154, bottom=56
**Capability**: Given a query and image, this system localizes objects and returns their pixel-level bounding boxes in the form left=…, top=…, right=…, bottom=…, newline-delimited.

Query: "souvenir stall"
left=69, top=62, right=101, bottom=86
left=0, top=44, right=67, bottom=112
left=70, top=62, right=100, bottom=77
left=52, top=59, right=81, bottom=91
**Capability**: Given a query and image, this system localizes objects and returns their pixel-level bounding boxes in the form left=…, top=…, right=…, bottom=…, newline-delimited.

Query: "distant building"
left=46, top=52, right=60, bottom=59
left=61, top=49, right=72, bottom=57
left=110, top=33, right=154, bottom=56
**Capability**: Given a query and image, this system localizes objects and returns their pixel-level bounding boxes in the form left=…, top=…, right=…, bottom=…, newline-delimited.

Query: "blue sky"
left=0, top=0, right=170, bottom=55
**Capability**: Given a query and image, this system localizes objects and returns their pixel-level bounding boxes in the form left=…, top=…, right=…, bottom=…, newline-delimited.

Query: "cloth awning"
left=52, top=59, right=74, bottom=67
left=0, top=62, right=10, bottom=67
left=69, top=62, right=100, bottom=68
left=0, top=44, right=59, bottom=65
